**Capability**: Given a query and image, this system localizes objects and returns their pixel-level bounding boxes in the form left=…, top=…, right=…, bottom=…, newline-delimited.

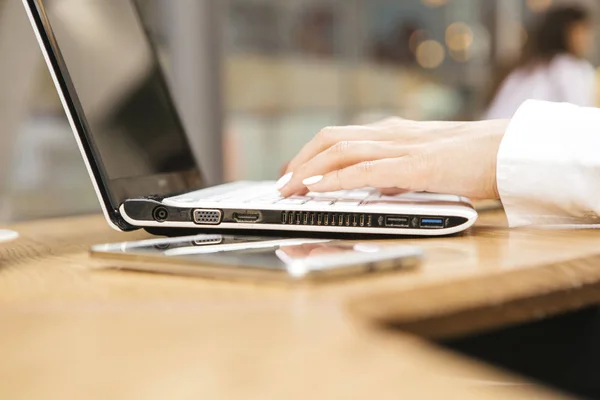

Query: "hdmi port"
left=232, top=212, right=261, bottom=223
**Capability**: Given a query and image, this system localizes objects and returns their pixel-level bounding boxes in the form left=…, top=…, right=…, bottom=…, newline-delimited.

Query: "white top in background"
left=485, top=55, right=596, bottom=120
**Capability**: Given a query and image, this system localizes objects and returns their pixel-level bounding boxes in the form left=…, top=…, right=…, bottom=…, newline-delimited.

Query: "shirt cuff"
left=497, top=100, right=600, bottom=227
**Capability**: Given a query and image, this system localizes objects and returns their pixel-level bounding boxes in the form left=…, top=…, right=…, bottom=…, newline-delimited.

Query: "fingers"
left=278, top=119, right=505, bottom=199
left=284, top=125, right=399, bottom=176
left=302, top=156, right=427, bottom=193
left=282, top=120, right=457, bottom=178
left=279, top=141, right=409, bottom=197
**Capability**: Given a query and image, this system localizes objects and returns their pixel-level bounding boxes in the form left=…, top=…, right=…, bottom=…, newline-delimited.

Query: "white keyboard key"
left=304, top=199, right=334, bottom=206
left=253, top=196, right=284, bottom=204
left=260, top=195, right=284, bottom=201
left=278, top=197, right=309, bottom=205
left=343, top=191, right=374, bottom=199
left=360, top=202, right=396, bottom=210
left=308, top=191, right=348, bottom=198
left=332, top=200, right=363, bottom=207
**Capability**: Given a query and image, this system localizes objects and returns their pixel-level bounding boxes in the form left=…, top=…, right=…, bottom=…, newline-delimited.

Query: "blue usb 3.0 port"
left=420, top=217, right=445, bottom=228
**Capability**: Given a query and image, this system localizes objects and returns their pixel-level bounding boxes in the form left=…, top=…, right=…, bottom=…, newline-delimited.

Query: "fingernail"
left=276, top=172, right=293, bottom=190
left=302, top=175, right=324, bottom=186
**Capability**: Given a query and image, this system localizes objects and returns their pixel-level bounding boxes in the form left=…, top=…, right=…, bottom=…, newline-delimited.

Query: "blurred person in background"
left=485, top=5, right=596, bottom=119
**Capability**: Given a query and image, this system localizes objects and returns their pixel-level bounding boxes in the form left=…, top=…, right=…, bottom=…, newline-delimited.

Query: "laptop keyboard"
left=162, top=181, right=463, bottom=209
left=163, top=181, right=380, bottom=208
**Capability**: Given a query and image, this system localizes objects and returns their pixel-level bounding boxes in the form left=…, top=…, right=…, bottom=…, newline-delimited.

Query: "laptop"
left=22, top=0, right=477, bottom=237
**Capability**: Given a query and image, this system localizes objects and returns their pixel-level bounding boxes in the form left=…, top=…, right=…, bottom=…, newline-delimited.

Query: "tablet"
left=90, top=235, right=422, bottom=282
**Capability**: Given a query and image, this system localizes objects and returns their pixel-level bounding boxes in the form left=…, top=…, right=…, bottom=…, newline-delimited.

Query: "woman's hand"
left=277, top=118, right=509, bottom=200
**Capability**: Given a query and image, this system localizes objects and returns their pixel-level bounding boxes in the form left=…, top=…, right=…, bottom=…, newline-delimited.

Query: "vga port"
left=193, top=209, right=222, bottom=225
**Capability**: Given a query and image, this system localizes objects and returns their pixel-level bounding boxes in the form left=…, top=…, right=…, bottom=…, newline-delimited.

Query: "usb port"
left=420, top=217, right=445, bottom=229
left=385, top=216, right=410, bottom=228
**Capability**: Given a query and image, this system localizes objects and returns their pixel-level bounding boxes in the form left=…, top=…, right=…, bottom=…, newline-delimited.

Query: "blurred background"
left=1, top=0, right=599, bottom=222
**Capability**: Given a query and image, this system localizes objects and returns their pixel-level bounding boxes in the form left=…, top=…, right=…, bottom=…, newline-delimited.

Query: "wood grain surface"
left=0, top=213, right=592, bottom=399
left=348, top=212, right=600, bottom=338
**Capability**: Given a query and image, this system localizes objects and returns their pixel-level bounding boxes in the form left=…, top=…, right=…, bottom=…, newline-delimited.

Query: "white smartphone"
left=90, top=235, right=422, bottom=282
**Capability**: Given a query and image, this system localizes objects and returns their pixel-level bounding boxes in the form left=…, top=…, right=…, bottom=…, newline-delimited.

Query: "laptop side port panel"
left=123, top=200, right=470, bottom=231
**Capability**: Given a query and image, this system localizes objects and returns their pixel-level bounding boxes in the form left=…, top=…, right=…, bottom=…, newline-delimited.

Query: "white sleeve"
left=497, top=100, right=600, bottom=228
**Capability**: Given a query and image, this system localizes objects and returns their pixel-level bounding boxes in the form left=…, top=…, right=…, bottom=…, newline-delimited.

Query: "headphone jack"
left=152, top=206, right=169, bottom=222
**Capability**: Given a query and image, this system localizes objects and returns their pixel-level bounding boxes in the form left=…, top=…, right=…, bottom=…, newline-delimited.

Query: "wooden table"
left=1, top=212, right=599, bottom=399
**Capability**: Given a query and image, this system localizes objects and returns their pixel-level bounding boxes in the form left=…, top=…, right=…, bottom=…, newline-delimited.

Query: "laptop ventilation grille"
left=281, top=211, right=373, bottom=227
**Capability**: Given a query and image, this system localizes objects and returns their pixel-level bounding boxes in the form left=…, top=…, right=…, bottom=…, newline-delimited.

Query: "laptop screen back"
left=29, top=0, right=204, bottom=208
